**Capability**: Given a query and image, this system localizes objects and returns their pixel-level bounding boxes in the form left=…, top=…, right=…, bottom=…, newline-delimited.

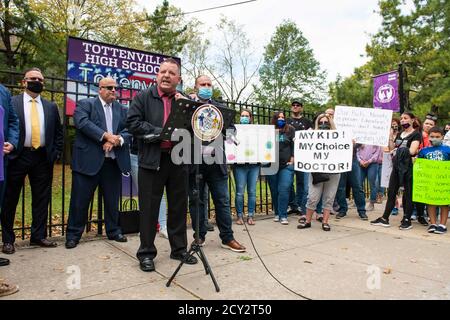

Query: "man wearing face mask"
left=1, top=68, right=63, bottom=254
left=187, top=75, right=246, bottom=253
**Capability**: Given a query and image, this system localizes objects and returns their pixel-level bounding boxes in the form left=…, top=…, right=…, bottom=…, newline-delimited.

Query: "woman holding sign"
left=371, top=112, right=421, bottom=230
left=233, top=109, right=260, bottom=226
left=266, top=111, right=295, bottom=225
left=298, top=114, right=341, bottom=232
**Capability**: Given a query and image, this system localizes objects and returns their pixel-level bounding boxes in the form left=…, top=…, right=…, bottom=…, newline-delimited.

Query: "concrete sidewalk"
left=1, top=204, right=450, bottom=300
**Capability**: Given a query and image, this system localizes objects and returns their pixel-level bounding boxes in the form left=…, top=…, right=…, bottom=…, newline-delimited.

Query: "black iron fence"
left=1, top=69, right=325, bottom=240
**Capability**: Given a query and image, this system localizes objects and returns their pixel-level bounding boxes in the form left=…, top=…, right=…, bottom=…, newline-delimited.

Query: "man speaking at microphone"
left=127, top=59, right=198, bottom=272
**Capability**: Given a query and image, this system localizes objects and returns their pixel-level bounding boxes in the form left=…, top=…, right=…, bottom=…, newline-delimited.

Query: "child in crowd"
left=417, top=127, right=450, bottom=234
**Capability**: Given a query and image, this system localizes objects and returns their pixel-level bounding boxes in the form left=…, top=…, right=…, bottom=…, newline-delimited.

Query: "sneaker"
left=370, top=217, right=390, bottom=227
left=399, top=219, right=412, bottom=230
left=410, top=215, right=417, bottom=221
left=434, top=225, right=447, bottom=234
left=273, top=215, right=280, bottom=222
left=221, top=239, right=246, bottom=253
left=287, top=208, right=301, bottom=215
left=359, top=213, right=369, bottom=221
left=427, top=224, right=437, bottom=233
left=417, top=216, right=429, bottom=226
left=335, top=212, right=347, bottom=219
left=159, top=228, right=168, bottom=239
left=366, top=202, right=375, bottom=211
left=280, top=218, right=289, bottom=225
left=391, top=208, right=399, bottom=216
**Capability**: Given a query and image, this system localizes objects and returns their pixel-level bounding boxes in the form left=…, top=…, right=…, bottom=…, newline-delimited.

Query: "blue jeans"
left=233, top=165, right=260, bottom=217
left=359, top=163, right=379, bottom=202
left=266, top=165, right=294, bottom=219
left=376, top=163, right=385, bottom=195
left=336, top=156, right=366, bottom=215
left=130, top=154, right=167, bottom=230
left=189, top=164, right=234, bottom=244
left=288, top=170, right=309, bottom=214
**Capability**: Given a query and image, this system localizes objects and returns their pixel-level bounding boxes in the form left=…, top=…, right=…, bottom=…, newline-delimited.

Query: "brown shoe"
left=30, top=239, right=57, bottom=248
left=2, top=243, right=15, bottom=255
left=0, top=282, right=19, bottom=297
left=221, top=239, right=246, bottom=253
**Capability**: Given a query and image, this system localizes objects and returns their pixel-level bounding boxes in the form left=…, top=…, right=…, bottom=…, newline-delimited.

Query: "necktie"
left=30, top=98, right=41, bottom=149
left=105, top=104, right=115, bottom=159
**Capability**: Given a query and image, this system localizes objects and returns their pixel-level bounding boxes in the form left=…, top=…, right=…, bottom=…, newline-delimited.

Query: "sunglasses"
left=25, top=77, right=44, bottom=82
left=319, top=121, right=330, bottom=125
left=292, top=104, right=302, bottom=107
left=425, top=115, right=438, bottom=121
left=101, top=86, right=117, bottom=91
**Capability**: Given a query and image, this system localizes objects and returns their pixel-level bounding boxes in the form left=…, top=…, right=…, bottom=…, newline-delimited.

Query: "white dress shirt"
left=23, top=92, right=45, bottom=147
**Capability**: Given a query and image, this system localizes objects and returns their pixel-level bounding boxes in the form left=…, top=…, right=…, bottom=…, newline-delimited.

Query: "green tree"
left=254, top=20, right=326, bottom=110
left=143, top=0, right=199, bottom=57
left=0, top=0, right=45, bottom=70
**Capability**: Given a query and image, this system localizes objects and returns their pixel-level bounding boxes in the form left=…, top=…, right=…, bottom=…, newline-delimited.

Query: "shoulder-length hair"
left=240, top=108, right=254, bottom=124
left=314, top=113, right=336, bottom=130
left=271, top=111, right=293, bottom=134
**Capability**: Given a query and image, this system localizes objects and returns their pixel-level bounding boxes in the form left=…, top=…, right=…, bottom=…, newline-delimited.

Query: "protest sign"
left=334, top=106, right=392, bottom=147
left=380, top=152, right=393, bottom=188
left=66, top=36, right=181, bottom=115
left=413, top=158, right=450, bottom=205
left=294, top=130, right=353, bottom=173
left=225, top=125, right=276, bottom=163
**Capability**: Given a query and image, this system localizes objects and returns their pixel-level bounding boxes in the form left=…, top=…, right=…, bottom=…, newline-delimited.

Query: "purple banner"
left=66, top=37, right=181, bottom=115
left=373, top=71, right=400, bottom=112
left=0, top=105, right=4, bottom=181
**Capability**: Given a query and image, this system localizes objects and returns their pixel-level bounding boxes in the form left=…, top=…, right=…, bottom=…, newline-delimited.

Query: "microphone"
left=137, top=134, right=161, bottom=143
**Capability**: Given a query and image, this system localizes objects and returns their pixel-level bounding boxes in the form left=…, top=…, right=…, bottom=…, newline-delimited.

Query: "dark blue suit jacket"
left=72, top=97, right=131, bottom=176
left=0, top=84, right=19, bottom=152
left=10, top=93, right=63, bottom=163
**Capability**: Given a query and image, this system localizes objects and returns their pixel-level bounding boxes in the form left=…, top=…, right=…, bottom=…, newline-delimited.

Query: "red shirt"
left=157, top=87, right=175, bottom=149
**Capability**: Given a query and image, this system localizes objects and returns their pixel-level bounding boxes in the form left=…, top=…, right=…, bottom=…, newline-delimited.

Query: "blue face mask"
left=277, top=119, right=286, bottom=128
left=240, top=116, right=250, bottom=124
left=198, top=87, right=212, bottom=100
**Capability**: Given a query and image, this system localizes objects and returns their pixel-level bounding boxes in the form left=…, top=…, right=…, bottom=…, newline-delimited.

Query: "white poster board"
left=225, top=125, right=276, bottom=164
left=294, top=130, right=353, bottom=173
left=334, top=106, right=392, bottom=147
left=381, top=152, right=393, bottom=188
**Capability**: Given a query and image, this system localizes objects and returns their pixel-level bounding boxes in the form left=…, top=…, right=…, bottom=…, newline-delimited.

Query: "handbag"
left=311, top=172, right=330, bottom=185
left=119, top=198, right=140, bottom=234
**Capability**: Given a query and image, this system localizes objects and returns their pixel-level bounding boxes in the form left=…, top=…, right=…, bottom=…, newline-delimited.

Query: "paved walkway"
left=1, top=204, right=450, bottom=300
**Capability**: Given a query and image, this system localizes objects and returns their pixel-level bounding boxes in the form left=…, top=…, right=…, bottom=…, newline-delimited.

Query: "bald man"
left=65, top=77, right=131, bottom=249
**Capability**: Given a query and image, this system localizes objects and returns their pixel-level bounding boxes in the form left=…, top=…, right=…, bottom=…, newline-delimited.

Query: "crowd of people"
left=0, top=60, right=449, bottom=297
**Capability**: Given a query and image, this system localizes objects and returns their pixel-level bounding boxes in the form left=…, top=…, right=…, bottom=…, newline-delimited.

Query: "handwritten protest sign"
left=225, top=125, right=276, bottom=163
left=413, top=159, right=450, bottom=205
left=334, top=106, right=392, bottom=147
left=381, top=152, right=393, bottom=188
left=294, top=130, right=353, bottom=173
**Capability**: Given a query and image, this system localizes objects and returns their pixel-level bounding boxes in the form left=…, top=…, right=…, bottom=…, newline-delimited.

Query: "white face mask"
left=430, top=138, right=443, bottom=147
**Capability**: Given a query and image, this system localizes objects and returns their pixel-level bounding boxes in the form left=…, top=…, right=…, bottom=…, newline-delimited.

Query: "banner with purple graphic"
left=66, top=36, right=181, bottom=115
left=373, top=71, right=400, bottom=112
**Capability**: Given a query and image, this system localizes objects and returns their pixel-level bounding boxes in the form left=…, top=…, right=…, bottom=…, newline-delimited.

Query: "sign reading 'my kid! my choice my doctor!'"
left=294, top=130, right=353, bottom=173
left=66, top=36, right=181, bottom=115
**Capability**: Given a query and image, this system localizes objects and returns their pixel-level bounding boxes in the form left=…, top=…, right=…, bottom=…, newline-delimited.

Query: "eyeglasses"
left=425, top=114, right=438, bottom=121
left=25, top=77, right=44, bottom=82
left=391, top=126, right=399, bottom=130
left=101, top=86, right=117, bottom=91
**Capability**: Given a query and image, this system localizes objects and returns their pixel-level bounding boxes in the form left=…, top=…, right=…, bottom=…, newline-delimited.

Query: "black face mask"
left=26, top=81, right=44, bottom=94
left=319, top=124, right=331, bottom=130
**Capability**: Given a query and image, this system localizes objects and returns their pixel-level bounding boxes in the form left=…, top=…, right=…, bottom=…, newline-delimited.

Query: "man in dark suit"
left=65, top=77, right=131, bottom=249
left=0, top=83, right=19, bottom=268
left=1, top=68, right=63, bottom=254
left=127, top=58, right=198, bottom=272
